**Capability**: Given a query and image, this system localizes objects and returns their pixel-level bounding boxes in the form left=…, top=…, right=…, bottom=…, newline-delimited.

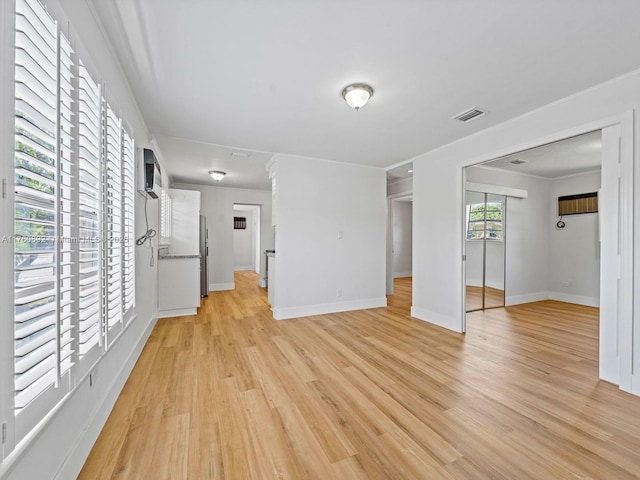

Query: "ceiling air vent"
left=451, top=107, right=486, bottom=123
left=509, top=159, right=527, bottom=165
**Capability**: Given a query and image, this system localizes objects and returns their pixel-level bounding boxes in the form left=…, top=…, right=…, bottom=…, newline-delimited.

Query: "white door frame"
left=386, top=193, right=413, bottom=295
left=457, top=111, right=634, bottom=392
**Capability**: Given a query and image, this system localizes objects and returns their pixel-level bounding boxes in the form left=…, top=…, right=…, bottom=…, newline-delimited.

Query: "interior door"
left=483, top=193, right=506, bottom=309
left=465, top=191, right=506, bottom=312
left=465, top=191, right=485, bottom=312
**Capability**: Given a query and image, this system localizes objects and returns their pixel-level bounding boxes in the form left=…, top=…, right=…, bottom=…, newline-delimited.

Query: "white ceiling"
left=156, top=136, right=273, bottom=189
left=89, top=0, right=640, bottom=188
left=480, top=130, right=602, bottom=178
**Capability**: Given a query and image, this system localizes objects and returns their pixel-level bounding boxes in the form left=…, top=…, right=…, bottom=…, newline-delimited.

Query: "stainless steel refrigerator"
left=199, top=215, right=208, bottom=297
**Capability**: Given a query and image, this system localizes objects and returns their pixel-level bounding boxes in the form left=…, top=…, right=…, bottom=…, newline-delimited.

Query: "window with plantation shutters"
left=77, top=61, right=102, bottom=358
left=104, top=105, right=123, bottom=341
left=13, top=0, right=73, bottom=433
left=14, top=0, right=58, bottom=411
left=9, top=0, right=137, bottom=449
left=122, top=131, right=135, bottom=316
left=57, top=26, right=75, bottom=385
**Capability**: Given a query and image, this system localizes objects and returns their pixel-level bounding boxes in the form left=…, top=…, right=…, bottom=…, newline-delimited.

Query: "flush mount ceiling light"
left=209, top=170, right=226, bottom=182
left=342, top=83, right=374, bottom=110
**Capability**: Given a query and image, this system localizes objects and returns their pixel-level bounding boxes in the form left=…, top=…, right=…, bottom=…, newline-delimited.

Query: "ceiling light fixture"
left=209, top=170, right=226, bottom=182
left=408, top=169, right=413, bottom=173
left=342, top=83, right=374, bottom=110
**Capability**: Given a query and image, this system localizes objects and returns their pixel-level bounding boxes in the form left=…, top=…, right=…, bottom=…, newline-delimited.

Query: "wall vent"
left=558, top=192, right=598, bottom=216
left=451, top=107, right=486, bottom=123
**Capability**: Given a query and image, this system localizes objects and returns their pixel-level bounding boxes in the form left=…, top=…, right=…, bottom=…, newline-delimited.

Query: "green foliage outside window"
left=467, top=202, right=503, bottom=240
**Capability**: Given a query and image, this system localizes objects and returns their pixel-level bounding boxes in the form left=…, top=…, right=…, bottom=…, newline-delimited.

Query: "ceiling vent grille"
left=452, top=107, right=486, bottom=123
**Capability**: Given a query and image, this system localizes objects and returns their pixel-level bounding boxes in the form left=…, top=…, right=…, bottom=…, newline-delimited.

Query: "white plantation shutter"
left=57, top=32, right=76, bottom=382
left=13, top=0, right=59, bottom=414
left=122, top=130, right=135, bottom=316
left=9, top=0, right=138, bottom=449
left=104, top=105, right=123, bottom=342
left=77, top=62, right=102, bottom=358
left=12, top=0, right=77, bottom=436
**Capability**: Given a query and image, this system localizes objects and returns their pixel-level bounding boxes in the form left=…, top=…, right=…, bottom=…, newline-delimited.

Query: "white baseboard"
left=234, top=266, right=255, bottom=271
left=209, top=282, right=235, bottom=292
left=272, top=297, right=387, bottom=320
left=393, top=271, right=412, bottom=278
left=410, top=306, right=462, bottom=333
left=258, top=278, right=267, bottom=288
left=548, top=291, right=599, bottom=307
left=505, top=292, right=550, bottom=306
left=158, top=307, right=197, bottom=318
left=505, top=291, right=599, bottom=308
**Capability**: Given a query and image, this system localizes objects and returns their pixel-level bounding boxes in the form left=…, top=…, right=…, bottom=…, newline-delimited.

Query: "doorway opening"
left=386, top=163, right=413, bottom=307
left=461, top=125, right=632, bottom=385
left=233, top=204, right=261, bottom=276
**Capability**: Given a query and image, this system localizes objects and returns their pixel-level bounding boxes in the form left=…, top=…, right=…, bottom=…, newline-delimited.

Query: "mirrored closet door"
left=465, top=191, right=506, bottom=312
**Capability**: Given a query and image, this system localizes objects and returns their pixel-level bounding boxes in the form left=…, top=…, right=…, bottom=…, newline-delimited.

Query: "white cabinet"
left=158, top=256, right=200, bottom=317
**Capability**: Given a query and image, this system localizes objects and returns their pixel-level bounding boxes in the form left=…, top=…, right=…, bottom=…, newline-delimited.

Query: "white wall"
left=392, top=201, right=412, bottom=277
left=0, top=0, right=162, bottom=478
left=387, top=177, right=412, bottom=197
left=412, top=69, right=637, bottom=393
left=233, top=209, right=255, bottom=270
left=548, top=171, right=601, bottom=306
left=172, top=184, right=274, bottom=291
left=273, top=155, right=387, bottom=319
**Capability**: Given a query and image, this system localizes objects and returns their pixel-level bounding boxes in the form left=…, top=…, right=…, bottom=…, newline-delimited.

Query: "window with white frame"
left=466, top=200, right=504, bottom=241
left=10, top=0, right=136, bottom=447
left=160, top=188, right=172, bottom=241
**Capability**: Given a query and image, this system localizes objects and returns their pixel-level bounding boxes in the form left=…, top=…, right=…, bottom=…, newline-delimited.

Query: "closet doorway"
left=464, top=191, right=506, bottom=312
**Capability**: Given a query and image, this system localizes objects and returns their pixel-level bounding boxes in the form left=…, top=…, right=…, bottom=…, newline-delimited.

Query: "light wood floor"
left=79, top=273, right=640, bottom=479
left=465, top=285, right=505, bottom=311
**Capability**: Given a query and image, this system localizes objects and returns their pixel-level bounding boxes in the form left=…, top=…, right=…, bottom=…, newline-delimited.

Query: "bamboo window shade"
left=558, top=192, right=598, bottom=215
